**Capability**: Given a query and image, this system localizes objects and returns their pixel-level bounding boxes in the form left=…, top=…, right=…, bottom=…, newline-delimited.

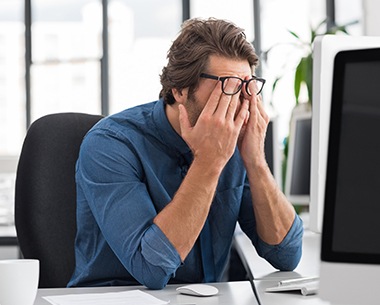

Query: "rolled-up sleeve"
left=139, top=224, right=182, bottom=289
left=238, top=179, right=304, bottom=272
left=254, top=215, right=304, bottom=271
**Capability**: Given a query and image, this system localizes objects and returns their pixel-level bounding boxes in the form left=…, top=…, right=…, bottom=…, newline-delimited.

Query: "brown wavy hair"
left=159, top=18, right=259, bottom=105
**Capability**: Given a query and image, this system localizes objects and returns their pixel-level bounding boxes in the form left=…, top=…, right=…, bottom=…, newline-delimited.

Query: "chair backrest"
left=15, top=112, right=103, bottom=288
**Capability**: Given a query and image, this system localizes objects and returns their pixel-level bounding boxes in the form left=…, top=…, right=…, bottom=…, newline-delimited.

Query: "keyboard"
left=265, top=276, right=319, bottom=296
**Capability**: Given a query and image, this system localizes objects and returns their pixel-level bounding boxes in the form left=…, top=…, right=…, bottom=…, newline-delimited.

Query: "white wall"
left=363, top=0, right=380, bottom=35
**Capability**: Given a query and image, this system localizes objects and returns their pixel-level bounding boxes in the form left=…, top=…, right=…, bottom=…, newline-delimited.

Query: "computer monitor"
left=284, top=108, right=311, bottom=206
left=314, top=40, right=380, bottom=304
left=264, top=115, right=282, bottom=188
left=309, top=35, right=380, bottom=234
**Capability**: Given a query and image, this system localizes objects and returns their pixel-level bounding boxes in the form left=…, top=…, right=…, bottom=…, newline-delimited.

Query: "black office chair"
left=14, top=112, right=103, bottom=288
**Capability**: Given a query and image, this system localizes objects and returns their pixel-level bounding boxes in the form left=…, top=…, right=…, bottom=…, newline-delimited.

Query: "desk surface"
left=34, top=281, right=259, bottom=305
left=34, top=280, right=335, bottom=305
left=32, top=226, right=336, bottom=305
left=0, top=224, right=18, bottom=246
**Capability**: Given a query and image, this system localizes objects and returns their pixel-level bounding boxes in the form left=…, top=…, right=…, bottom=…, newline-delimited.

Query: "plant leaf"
left=294, top=60, right=304, bottom=104
left=314, top=18, right=327, bottom=32
left=294, top=56, right=313, bottom=104
left=271, top=76, right=281, bottom=92
left=305, top=54, right=313, bottom=103
left=288, top=30, right=301, bottom=40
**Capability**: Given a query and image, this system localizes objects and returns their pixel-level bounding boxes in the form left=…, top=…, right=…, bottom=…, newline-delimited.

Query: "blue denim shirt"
left=68, top=99, right=303, bottom=289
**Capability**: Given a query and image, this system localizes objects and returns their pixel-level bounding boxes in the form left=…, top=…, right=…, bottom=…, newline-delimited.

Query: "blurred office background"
left=0, top=0, right=372, bottom=240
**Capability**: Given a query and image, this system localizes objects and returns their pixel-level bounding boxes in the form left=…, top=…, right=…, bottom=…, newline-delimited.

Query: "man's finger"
left=178, top=104, right=192, bottom=134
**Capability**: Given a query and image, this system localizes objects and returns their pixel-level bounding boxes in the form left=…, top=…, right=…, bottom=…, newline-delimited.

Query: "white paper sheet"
left=43, top=289, right=170, bottom=305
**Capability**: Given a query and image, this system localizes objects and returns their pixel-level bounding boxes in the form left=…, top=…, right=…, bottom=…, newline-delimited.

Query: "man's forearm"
left=246, top=162, right=296, bottom=245
left=153, top=159, right=222, bottom=261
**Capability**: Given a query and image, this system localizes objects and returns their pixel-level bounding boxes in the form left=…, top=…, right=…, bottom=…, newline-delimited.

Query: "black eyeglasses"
left=200, top=73, right=266, bottom=96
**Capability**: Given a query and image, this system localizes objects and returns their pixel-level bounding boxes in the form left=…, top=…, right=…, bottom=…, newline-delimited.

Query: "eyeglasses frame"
left=199, top=73, right=266, bottom=96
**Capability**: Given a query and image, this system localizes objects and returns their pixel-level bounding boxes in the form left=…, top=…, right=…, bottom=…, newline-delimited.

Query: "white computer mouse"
left=176, top=284, right=219, bottom=297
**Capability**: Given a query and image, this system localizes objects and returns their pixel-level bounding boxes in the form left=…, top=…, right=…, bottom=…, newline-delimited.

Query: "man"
left=68, top=17, right=303, bottom=289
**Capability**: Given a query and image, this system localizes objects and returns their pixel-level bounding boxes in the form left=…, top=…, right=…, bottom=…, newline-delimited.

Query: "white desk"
left=34, top=281, right=259, bottom=305
left=32, top=229, right=346, bottom=305
left=33, top=280, right=338, bottom=305
left=0, top=224, right=17, bottom=243
left=234, top=228, right=321, bottom=280
left=0, top=224, right=19, bottom=259
left=34, top=280, right=354, bottom=305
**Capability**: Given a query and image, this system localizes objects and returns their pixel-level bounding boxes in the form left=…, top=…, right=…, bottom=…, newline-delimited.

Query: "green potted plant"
left=264, top=19, right=350, bottom=197
left=290, top=20, right=349, bottom=106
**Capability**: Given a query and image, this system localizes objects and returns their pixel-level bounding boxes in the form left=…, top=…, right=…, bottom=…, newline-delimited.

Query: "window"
left=31, top=0, right=102, bottom=120
left=336, top=0, right=362, bottom=35
left=0, top=0, right=367, bottom=155
left=191, top=0, right=254, bottom=42
left=0, top=0, right=24, bottom=156
left=108, top=0, right=182, bottom=114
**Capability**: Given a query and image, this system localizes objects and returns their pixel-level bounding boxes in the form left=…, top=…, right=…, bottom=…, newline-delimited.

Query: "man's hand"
left=179, top=78, right=249, bottom=174
left=238, top=78, right=270, bottom=169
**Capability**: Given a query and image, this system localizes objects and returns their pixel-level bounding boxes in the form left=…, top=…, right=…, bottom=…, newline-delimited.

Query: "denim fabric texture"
left=68, top=99, right=303, bottom=289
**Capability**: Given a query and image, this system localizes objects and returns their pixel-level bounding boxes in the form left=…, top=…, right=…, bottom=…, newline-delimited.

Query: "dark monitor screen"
left=285, top=111, right=311, bottom=205
left=264, top=120, right=275, bottom=177
left=264, top=117, right=281, bottom=188
left=322, top=48, right=380, bottom=264
left=289, top=117, right=311, bottom=195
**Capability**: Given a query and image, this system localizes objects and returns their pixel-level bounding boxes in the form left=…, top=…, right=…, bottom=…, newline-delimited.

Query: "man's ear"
left=172, top=88, right=189, bottom=104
